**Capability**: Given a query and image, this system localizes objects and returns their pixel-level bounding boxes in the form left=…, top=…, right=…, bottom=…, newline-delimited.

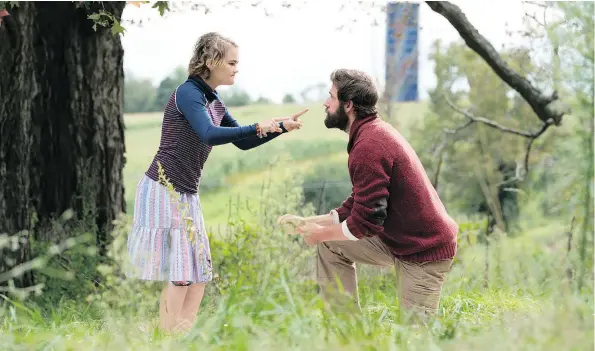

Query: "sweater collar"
left=347, top=113, right=378, bottom=153
left=187, top=75, right=218, bottom=102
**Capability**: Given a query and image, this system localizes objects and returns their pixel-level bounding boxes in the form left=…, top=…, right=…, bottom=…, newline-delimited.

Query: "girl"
left=126, top=32, right=306, bottom=333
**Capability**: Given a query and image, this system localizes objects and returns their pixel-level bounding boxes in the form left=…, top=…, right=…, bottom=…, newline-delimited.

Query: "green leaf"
left=152, top=1, right=170, bottom=16
left=0, top=1, right=19, bottom=10
left=87, top=13, right=102, bottom=21
left=111, top=19, right=126, bottom=36
left=87, top=9, right=123, bottom=33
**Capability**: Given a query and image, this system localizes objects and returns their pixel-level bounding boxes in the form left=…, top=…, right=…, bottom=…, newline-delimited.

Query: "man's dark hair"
left=330, top=69, right=378, bottom=119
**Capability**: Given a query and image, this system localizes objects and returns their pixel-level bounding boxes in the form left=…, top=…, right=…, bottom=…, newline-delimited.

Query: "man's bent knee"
left=317, top=241, right=344, bottom=262
left=397, top=259, right=453, bottom=317
left=317, top=241, right=331, bottom=257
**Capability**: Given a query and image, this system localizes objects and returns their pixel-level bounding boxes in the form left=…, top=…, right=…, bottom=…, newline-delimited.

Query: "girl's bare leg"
left=179, top=283, right=207, bottom=330
left=159, top=282, right=189, bottom=333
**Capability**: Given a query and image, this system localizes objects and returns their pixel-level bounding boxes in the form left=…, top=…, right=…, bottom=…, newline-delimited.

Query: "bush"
left=301, top=158, right=352, bottom=215
left=282, top=94, right=296, bottom=104
left=220, top=88, right=252, bottom=107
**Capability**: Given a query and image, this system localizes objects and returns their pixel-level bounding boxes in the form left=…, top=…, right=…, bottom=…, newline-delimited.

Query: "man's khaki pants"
left=317, top=236, right=453, bottom=316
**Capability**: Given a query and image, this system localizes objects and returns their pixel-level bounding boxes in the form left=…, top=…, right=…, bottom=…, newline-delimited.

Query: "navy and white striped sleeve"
left=175, top=82, right=257, bottom=146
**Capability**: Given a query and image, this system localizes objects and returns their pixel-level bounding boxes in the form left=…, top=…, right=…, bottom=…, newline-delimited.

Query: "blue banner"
left=385, top=2, right=419, bottom=102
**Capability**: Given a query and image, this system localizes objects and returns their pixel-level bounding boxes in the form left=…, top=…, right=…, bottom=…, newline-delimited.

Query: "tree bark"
left=0, top=1, right=126, bottom=287
left=425, top=1, right=568, bottom=125
left=0, top=2, right=36, bottom=287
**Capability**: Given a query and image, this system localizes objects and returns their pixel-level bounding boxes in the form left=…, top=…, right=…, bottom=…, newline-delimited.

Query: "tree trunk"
left=0, top=1, right=126, bottom=288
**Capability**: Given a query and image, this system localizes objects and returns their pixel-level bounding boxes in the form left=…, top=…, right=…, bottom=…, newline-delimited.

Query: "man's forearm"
left=304, top=213, right=336, bottom=226
left=316, top=223, right=354, bottom=242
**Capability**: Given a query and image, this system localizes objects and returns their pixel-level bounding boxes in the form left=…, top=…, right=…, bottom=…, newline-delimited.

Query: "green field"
left=123, top=101, right=427, bottom=230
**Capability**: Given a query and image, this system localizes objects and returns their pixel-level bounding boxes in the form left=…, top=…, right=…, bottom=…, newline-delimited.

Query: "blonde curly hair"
left=188, top=32, right=238, bottom=79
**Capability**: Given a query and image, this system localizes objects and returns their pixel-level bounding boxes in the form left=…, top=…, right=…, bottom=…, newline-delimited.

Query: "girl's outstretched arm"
left=176, top=82, right=259, bottom=146
left=221, top=108, right=307, bottom=150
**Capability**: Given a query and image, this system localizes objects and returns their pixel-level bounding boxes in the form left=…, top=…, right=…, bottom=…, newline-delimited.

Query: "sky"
left=120, top=0, right=533, bottom=103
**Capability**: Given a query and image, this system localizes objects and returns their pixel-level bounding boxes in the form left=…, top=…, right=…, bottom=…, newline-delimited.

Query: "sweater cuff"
left=345, top=216, right=367, bottom=240
left=330, top=210, right=340, bottom=224
left=331, top=210, right=358, bottom=240
left=334, top=207, right=350, bottom=222
left=341, top=221, right=359, bottom=241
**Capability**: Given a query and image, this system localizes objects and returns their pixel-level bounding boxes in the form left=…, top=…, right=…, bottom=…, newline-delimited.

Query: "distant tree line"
left=124, top=66, right=299, bottom=113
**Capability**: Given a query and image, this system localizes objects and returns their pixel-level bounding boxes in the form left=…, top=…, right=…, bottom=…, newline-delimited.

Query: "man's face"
left=323, top=85, right=349, bottom=131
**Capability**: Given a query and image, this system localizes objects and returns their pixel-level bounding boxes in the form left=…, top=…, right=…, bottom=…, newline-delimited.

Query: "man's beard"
left=324, top=105, right=349, bottom=131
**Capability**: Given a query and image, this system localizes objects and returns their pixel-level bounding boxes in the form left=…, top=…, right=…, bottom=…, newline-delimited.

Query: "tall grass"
left=1, top=170, right=592, bottom=350
left=1, top=229, right=591, bottom=350
left=2, top=101, right=592, bottom=349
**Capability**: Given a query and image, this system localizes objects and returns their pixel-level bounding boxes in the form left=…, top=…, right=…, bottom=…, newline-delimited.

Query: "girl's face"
left=209, top=45, right=239, bottom=87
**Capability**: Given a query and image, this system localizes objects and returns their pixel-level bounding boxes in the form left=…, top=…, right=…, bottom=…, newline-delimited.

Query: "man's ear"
left=344, top=100, right=354, bottom=113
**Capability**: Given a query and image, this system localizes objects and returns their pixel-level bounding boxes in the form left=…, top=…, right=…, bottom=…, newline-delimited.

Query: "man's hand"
left=295, top=222, right=325, bottom=246
left=296, top=222, right=353, bottom=246
left=277, top=214, right=306, bottom=226
left=279, top=213, right=350, bottom=245
left=278, top=214, right=324, bottom=244
left=277, top=214, right=306, bottom=234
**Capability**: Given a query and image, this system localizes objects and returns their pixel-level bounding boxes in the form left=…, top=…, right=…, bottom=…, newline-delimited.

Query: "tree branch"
left=444, top=119, right=474, bottom=135
left=522, top=1, right=551, bottom=28
left=442, top=95, right=553, bottom=181
left=432, top=148, right=445, bottom=190
left=523, top=1, right=550, bottom=9
left=425, top=1, right=569, bottom=125
left=443, top=96, right=548, bottom=138
left=521, top=120, right=550, bottom=176
left=430, top=118, right=476, bottom=190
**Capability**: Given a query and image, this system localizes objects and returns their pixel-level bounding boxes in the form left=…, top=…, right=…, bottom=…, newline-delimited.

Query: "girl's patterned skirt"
left=126, top=175, right=212, bottom=284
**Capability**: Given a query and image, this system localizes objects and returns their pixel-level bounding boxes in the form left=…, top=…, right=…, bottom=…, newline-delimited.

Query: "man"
left=278, top=68, right=458, bottom=317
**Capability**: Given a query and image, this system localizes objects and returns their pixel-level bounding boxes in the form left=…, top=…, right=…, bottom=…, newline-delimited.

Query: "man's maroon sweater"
left=334, top=114, right=458, bottom=262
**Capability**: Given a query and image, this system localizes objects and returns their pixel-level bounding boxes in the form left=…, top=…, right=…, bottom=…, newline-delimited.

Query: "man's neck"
left=344, top=117, right=355, bottom=134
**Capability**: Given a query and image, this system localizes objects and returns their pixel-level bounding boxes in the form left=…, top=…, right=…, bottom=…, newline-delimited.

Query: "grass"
left=1, top=220, right=592, bottom=350
left=2, top=100, right=593, bottom=350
